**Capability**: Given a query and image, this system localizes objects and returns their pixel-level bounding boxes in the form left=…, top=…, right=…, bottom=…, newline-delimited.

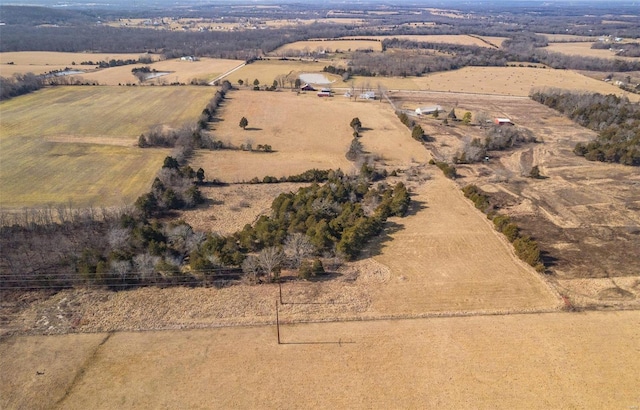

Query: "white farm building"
left=415, top=105, right=442, bottom=115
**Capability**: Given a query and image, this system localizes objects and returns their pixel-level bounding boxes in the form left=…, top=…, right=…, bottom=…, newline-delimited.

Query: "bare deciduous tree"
left=284, top=233, right=316, bottom=268
left=256, top=247, right=284, bottom=282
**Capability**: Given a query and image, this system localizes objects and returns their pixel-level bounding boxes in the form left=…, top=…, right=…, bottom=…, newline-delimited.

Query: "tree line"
left=0, top=167, right=410, bottom=289
left=530, top=89, right=640, bottom=166
left=462, top=185, right=544, bottom=271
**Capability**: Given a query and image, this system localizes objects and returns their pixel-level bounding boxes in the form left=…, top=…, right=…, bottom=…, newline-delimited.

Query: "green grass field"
left=0, top=86, right=214, bottom=208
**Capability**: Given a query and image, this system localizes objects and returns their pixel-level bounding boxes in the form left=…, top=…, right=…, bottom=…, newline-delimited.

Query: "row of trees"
left=462, top=185, right=544, bottom=271
left=0, top=73, right=44, bottom=100
left=531, top=90, right=640, bottom=166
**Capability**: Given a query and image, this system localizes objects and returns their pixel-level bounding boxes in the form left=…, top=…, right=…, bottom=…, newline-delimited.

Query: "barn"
left=415, top=105, right=442, bottom=115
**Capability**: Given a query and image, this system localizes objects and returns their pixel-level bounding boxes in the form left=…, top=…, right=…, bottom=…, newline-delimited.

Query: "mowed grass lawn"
left=0, top=86, right=214, bottom=208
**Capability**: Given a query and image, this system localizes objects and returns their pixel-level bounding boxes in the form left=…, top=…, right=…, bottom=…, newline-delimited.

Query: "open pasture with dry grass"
left=390, top=91, right=640, bottom=308
left=68, top=57, right=242, bottom=85
left=347, top=34, right=503, bottom=48
left=349, top=66, right=640, bottom=100
left=0, top=51, right=158, bottom=77
left=229, top=59, right=339, bottom=87
left=272, top=39, right=383, bottom=55
left=544, top=42, right=640, bottom=61
left=0, top=86, right=213, bottom=208
left=2, top=311, right=638, bottom=409
left=190, top=89, right=421, bottom=183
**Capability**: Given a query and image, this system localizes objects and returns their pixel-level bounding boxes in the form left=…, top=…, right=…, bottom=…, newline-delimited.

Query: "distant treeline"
left=345, top=36, right=640, bottom=78
left=531, top=90, right=640, bottom=166
left=0, top=73, right=44, bottom=100
left=0, top=23, right=354, bottom=60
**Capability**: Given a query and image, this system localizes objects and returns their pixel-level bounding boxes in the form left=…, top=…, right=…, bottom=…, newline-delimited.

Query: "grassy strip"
left=462, top=184, right=544, bottom=272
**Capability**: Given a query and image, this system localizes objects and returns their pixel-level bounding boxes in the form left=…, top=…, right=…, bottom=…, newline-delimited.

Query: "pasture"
left=347, top=66, right=640, bottom=100
left=190, top=89, right=420, bottom=183
left=68, top=57, right=242, bottom=85
left=2, top=311, right=638, bottom=409
left=0, top=86, right=213, bottom=208
left=272, top=39, right=383, bottom=54
left=220, top=60, right=638, bottom=100
left=0, top=51, right=158, bottom=77
left=229, top=59, right=338, bottom=87
left=543, top=42, right=640, bottom=61
left=347, top=34, right=503, bottom=48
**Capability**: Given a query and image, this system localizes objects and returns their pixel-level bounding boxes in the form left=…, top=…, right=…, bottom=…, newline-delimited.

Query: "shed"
left=494, top=118, right=513, bottom=125
left=301, top=84, right=316, bottom=91
left=359, top=91, right=376, bottom=100
left=416, top=105, right=442, bottom=115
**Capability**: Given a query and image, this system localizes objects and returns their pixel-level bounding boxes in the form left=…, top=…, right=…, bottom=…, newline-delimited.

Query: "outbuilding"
left=416, top=105, right=442, bottom=115
left=494, top=118, right=513, bottom=125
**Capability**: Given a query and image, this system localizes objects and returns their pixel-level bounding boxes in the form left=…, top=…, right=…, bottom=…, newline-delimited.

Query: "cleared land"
left=349, top=66, right=640, bottom=100
left=273, top=39, right=383, bottom=54
left=222, top=61, right=639, bottom=100
left=229, top=59, right=339, bottom=87
left=347, top=34, right=502, bottom=48
left=390, top=91, right=640, bottom=308
left=369, top=172, right=559, bottom=315
left=2, top=311, right=639, bottom=409
left=544, top=42, right=640, bottom=61
left=191, top=89, right=421, bottom=182
left=0, top=86, right=213, bottom=208
left=0, top=51, right=158, bottom=77
left=0, top=51, right=156, bottom=66
left=69, top=57, right=242, bottom=85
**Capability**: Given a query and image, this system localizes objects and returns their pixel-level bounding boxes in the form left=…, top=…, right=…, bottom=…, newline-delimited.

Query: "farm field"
left=0, top=86, right=213, bottom=208
left=537, top=34, right=598, bottom=42
left=390, top=91, right=640, bottom=307
left=2, top=311, right=638, bottom=409
left=348, top=66, right=640, bottom=100
left=229, top=59, right=339, bottom=87
left=0, top=51, right=157, bottom=66
left=69, top=57, right=242, bottom=85
left=544, top=41, right=640, bottom=61
left=345, top=34, right=503, bottom=48
left=369, top=172, right=559, bottom=315
left=0, top=51, right=158, bottom=77
left=191, top=89, right=420, bottom=182
left=220, top=61, right=638, bottom=100
left=272, top=39, right=383, bottom=54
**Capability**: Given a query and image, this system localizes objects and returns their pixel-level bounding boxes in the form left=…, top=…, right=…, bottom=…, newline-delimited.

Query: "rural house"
left=494, top=118, right=513, bottom=125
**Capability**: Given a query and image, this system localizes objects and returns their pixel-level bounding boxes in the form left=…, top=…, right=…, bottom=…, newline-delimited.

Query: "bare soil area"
left=2, top=311, right=639, bottom=409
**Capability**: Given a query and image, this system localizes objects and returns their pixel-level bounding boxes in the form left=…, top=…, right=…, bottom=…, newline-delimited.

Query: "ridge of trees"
left=530, top=89, right=640, bottom=166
